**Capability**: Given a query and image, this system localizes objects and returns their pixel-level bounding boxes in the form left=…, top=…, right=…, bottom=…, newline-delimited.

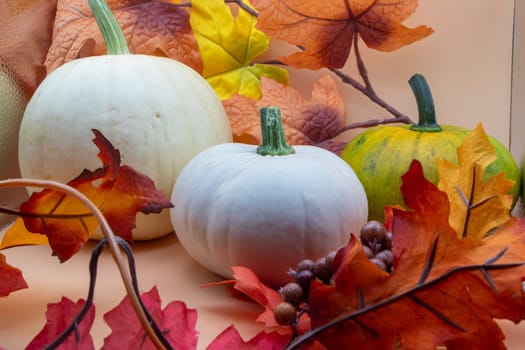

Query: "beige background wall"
left=272, top=0, right=516, bottom=146
left=512, top=0, right=524, bottom=164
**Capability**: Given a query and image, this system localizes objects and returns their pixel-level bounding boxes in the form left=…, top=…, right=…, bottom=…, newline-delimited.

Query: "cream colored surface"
left=272, top=0, right=515, bottom=145
left=1, top=0, right=524, bottom=348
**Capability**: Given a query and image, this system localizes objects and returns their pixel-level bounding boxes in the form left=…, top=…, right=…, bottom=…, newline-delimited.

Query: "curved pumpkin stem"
left=89, top=0, right=131, bottom=55
left=409, top=74, right=442, bottom=132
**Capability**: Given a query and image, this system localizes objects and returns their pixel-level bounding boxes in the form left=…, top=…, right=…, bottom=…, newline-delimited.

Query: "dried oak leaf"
left=251, top=0, right=434, bottom=69
left=222, top=75, right=347, bottom=154
left=437, top=124, right=515, bottom=241
left=189, top=0, right=288, bottom=99
left=0, top=0, right=57, bottom=97
left=207, top=325, right=290, bottom=350
left=26, top=297, right=95, bottom=350
left=293, top=160, right=525, bottom=350
left=0, top=253, right=28, bottom=297
left=45, top=0, right=201, bottom=73
left=102, top=285, right=198, bottom=350
left=0, top=129, right=173, bottom=262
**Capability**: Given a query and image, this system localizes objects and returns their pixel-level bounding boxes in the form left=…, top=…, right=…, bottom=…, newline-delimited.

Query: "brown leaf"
left=222, top=75, right=347, bottom=153
left=251, top=0, right=434, bottom=69
left=0, top=0, right=57, bottom=97
left=45, top=0, right=202, bottom=73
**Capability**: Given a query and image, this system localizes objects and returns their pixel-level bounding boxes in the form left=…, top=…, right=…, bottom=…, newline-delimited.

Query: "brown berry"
left=362, top=245, right=374, bottom=259
left=360, top=221, right=387, bottom=245
left=279, top=282, right=304, bottom=305
left=274, top=301, right=297, bottom=325
left=325, top=250, right=338, bottom=271
left=296, top=259, right=315, bottom=272
left=295, top=269, right=314, bottom=289
left=375, top=249, right=394, bottom=267
left=313, top=257, right=332, bottom=284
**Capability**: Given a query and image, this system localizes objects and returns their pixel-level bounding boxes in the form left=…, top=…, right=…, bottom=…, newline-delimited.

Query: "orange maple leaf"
left=1, top=130, right=173, bottom=262
left=251, top=0, right=434, bottom=69
left=0, top=0, right=57, bottom=97
left=45, top=0, right=202, bottom=73
left=288, top=161, right=525, bottom=350
left=222, top=75, right=347, bottom=153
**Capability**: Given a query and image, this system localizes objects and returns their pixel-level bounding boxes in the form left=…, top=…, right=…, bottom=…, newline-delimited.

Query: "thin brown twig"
left=0, top=179, right=166, bottom=350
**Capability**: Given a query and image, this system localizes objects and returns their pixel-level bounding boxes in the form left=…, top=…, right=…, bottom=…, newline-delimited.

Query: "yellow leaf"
left=437, top=124, right=515, bottom=242
left=189, top=0, right=288, bottom=99
left=1, top=218, right=49, bottom=249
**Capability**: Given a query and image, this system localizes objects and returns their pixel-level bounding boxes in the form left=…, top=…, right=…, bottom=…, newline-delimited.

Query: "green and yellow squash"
left=341, top=74, right=520, bottom=222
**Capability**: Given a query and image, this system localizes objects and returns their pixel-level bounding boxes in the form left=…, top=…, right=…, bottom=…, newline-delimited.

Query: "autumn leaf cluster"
left=209, top=126, right=525, bottom=350
left=2, top=1, right=524, bottom=349
left=1, top=0, right=432, bottom=150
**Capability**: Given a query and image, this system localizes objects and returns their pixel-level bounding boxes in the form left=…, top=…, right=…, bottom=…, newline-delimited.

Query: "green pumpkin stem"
left=409, top=74, right=442, bottom=132
left=257, top=107, right=295, bottom=156
left=89, top=0, right=130, bottom=55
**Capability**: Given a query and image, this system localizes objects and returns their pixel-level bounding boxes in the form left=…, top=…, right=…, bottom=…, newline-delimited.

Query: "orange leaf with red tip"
left=0, top=129, right=173, bottom=262
left=251, top=0, right=433, bottom=69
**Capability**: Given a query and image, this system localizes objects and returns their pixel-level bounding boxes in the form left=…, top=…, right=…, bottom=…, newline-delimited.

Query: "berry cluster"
left=274, top=221, right=394, bottom=326
left=360, top=220, right=394, bottom=273
left=274, top=249, right=338, bottom=326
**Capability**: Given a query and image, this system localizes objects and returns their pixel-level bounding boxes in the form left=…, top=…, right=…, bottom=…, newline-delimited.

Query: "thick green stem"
left=256, top=107, right=295, bottom=156
left=409, top=74, right=442, bottom=132
left=89, top=0, right=130, bottom=55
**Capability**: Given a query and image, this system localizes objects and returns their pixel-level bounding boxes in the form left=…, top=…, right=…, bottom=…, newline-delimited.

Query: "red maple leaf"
left=26, top=297, right=95, bottom=350
left=0, top=253, right=28, bottom=296
left=207, top=325, right=291, bottom=350
left=288, top=161, right=525, bottom=350
left=102, top=285, right=198, bottom=350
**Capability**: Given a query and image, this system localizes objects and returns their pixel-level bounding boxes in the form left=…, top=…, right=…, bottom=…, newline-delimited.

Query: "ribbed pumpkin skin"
left=341, top=124, right=520, bottom=222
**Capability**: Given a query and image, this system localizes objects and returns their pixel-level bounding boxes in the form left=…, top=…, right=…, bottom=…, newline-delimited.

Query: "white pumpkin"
left=17, top=0, right=232, bottom=240
left=170, top=107, right=368, bottom=287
